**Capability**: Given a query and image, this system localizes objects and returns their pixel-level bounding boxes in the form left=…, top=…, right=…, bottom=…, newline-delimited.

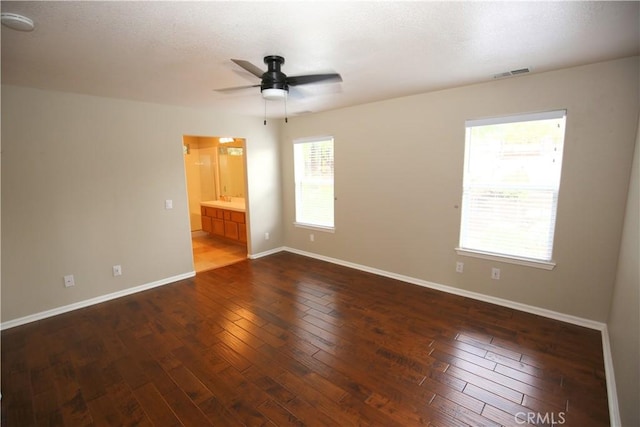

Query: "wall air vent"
left=493, top=67, right=531, bottom=79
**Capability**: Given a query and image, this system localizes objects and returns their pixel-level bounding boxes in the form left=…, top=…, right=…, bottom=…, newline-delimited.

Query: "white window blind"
left=459, top=110, right=566, bottom=263
left=294, top=137, right=334, bottom=229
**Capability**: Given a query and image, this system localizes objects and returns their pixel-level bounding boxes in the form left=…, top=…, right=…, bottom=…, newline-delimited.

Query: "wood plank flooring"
left=1, top=252, right=609, bottom=426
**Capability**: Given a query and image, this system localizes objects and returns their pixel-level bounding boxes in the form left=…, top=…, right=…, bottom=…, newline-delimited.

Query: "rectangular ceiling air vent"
left=493, top=67, right=531, bottom=79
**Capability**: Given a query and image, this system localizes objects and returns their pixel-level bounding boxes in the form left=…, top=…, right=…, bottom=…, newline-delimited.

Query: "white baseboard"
left=0, top=271, right=196, bottom=331
left=281, top=246, right=620, bottom=426
left=248, top=246, right=286, bottom=260
left=600, top=326, right=622, bottom=426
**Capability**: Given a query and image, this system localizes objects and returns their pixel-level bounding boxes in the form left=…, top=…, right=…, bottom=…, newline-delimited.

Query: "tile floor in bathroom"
left=191, top=230, right=247, bottom=272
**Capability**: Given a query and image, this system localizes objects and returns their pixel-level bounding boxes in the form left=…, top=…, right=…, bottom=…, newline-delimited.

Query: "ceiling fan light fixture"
left=262, top=88, right=287, bottom=101
left=1, top=13, right=35, bottom=31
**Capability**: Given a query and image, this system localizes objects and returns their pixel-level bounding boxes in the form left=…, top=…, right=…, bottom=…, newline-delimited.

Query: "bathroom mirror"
left=217, top=144, right=245, bottom=198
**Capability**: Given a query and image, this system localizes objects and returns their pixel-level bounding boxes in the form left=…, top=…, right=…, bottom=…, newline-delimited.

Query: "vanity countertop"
left=201, top=199, right=246, bottom=212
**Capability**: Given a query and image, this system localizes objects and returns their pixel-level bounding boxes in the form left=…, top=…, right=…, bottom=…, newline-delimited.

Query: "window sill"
left=294, top=222, right=335, bottom=233
left=455, top=248, right=556, bottom=270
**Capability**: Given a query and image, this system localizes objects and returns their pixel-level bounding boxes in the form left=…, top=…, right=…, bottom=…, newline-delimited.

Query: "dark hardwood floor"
left=1, top=252, right=609, bottom=426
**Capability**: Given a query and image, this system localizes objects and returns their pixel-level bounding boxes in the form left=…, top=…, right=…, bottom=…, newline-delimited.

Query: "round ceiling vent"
left=1, top=13, right=35, bottom=32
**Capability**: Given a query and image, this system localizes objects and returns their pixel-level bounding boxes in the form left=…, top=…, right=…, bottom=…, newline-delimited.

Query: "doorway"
left=183, top=135, right=248, bottom=272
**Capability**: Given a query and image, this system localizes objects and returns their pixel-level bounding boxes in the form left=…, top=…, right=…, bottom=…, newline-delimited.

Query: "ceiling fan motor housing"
left=217, top=55, right=341, bottom=99
left=261, top=55, right=288, bottom=92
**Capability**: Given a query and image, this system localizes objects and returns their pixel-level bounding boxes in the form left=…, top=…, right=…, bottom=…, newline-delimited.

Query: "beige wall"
left=1, top=85, right=283, bottom=323
left=1, top=58, right=637, bottom=324
left=281, top=57, right=639, bottom=322
left=608, top=113, right=639, bottom=426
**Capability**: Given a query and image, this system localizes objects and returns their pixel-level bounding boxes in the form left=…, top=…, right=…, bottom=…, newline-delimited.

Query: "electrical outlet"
left=165, top=199, right=173, bottom=209
left=309, top=233, right=315, bottom=242
left=265, top=232, right=270, bottom=240
left=456, top=262, right=464, bottom=273
left=64, top=274, right=75, bottom=287
left=491, top=267, right=501, bottom=280
left=113, top=265, right=122, bottom=277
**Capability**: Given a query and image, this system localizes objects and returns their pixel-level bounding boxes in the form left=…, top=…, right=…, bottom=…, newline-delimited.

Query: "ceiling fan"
left=215, top=55, right=342, bottom=100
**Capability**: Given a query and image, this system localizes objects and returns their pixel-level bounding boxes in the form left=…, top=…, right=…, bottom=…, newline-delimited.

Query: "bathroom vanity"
left=200, top=199, right=247, bottom=243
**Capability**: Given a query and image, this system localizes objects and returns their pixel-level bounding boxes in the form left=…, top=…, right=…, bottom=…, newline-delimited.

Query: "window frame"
left=455, top=110, right=567, bottom=270
left=293, top=136, right=335, bottom=233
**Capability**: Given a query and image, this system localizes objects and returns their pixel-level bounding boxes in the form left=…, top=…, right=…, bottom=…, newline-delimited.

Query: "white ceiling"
left=2, top=1, right=639, bottom=118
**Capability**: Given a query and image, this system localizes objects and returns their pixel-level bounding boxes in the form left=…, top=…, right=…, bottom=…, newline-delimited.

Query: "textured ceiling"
left=2, top=1, right=639, bottom=118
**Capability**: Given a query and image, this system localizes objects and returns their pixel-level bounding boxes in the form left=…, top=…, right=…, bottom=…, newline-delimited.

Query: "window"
left=457, top=110, right=566, bottom=268
left=294, top=137, right=335, bottom=230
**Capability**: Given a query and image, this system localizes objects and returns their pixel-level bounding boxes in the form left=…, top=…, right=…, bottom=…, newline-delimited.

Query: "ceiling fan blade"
left=231, top=59, right=264, bottom=78
left=213, top=84, right=261, bottom=93
left=287, top=73, right=342, bottom=86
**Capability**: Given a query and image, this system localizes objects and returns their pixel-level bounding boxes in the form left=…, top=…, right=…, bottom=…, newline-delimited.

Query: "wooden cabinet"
left=201, top=215, right=212, bottom=233
left=224, top=221, right=239, bottom=240
left=201, top=206, right=246, bottom=244
left=230, top=211, right=245, bottom=224
left=213, top=218, right=225, bottom=236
